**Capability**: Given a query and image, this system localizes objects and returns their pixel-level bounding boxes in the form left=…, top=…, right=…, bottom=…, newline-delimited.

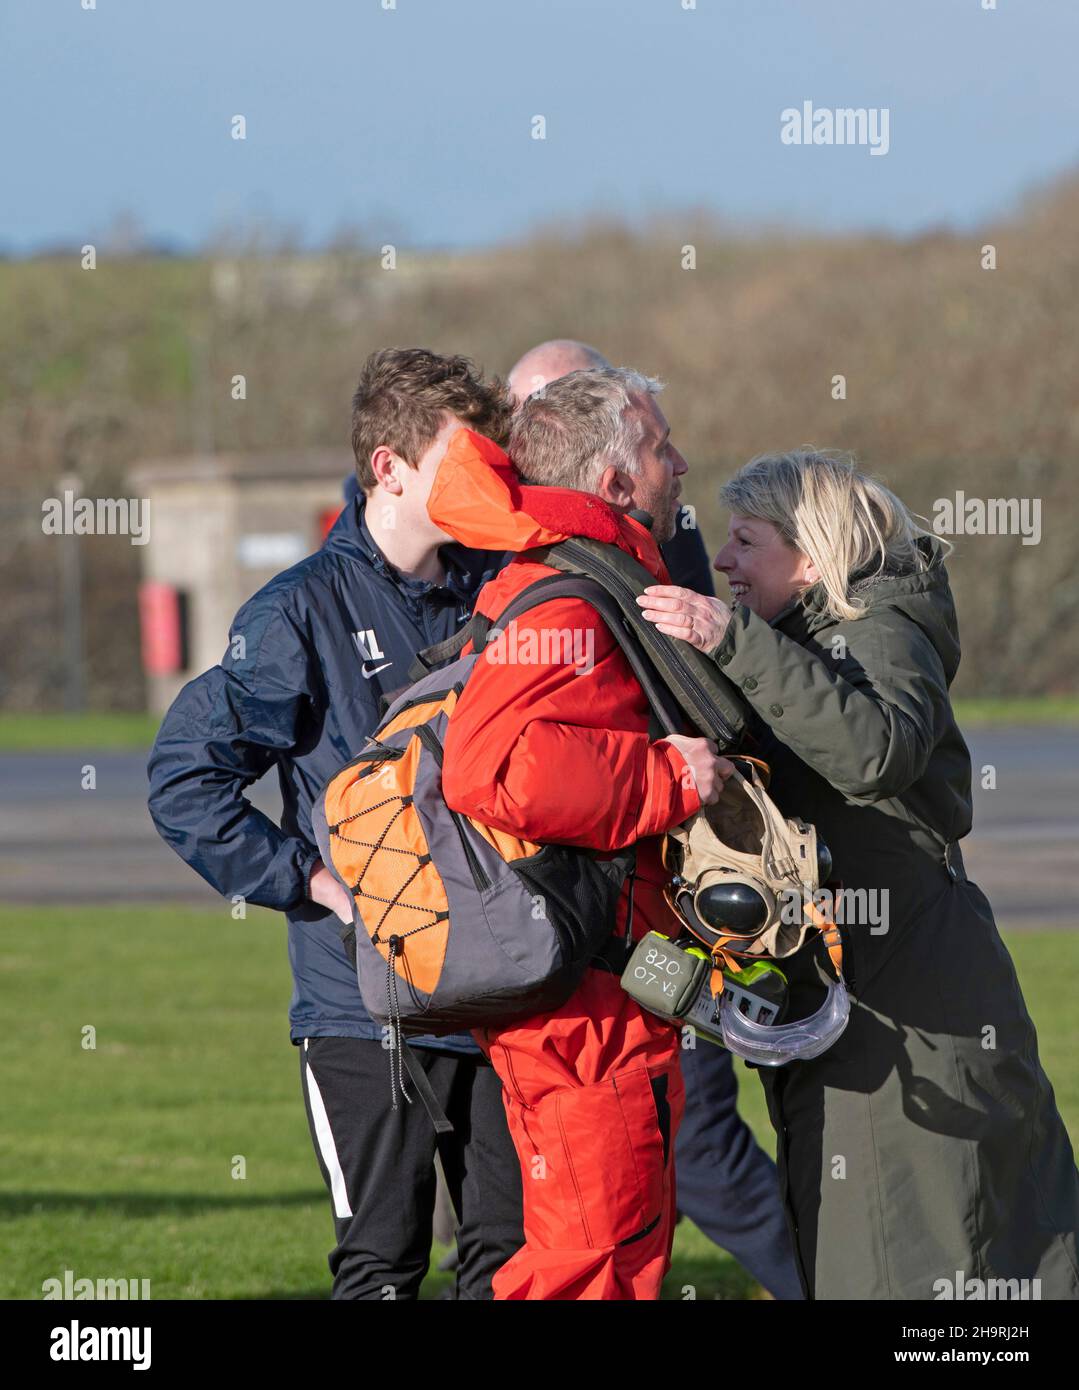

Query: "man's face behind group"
left=624, top=393, right=688, bottom=544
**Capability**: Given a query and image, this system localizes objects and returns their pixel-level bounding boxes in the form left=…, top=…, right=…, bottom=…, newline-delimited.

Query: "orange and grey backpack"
left=311, top=537, right=748, bottom=1065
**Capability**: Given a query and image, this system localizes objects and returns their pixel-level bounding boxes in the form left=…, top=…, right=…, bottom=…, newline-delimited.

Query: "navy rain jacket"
left=148, top=489, right=713, bottom=1049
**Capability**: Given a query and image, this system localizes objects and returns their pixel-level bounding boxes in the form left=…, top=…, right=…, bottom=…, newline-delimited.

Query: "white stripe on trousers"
left=304, top=1038, right=354, bottom=1219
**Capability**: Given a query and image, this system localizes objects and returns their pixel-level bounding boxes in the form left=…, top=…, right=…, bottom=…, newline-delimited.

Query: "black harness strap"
left=400, top=1041, right=454, bottom=1136
left=399, top=1040, right=462, bottom=1225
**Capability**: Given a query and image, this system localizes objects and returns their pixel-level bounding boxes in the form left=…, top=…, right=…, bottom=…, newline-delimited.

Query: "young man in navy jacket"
left=148, top=348, right=523, bottom=1300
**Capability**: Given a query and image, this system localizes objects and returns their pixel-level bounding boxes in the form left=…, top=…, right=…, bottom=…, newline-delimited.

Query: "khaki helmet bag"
left=665, top=755, right=842, bottom=973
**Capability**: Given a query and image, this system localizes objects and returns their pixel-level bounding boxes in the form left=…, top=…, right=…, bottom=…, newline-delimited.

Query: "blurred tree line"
left=1, top=174, right=1077, bottom=710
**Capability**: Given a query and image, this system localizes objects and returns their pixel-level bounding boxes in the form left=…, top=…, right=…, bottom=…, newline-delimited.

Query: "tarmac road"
left=0, top=728, right=1076, bottom=927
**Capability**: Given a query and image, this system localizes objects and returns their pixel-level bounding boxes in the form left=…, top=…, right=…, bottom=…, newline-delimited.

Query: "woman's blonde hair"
left=720, top=450, right=946, bottom=622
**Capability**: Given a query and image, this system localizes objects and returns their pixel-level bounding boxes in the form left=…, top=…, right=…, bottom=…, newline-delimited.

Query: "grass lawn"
left=0, top=713, right=161, bottom=752
left=0, top=698, right=1077, bottom=753
left=951, top=695, right=1079, bottom=726
left=0, top=905, right=1074, bottom=1300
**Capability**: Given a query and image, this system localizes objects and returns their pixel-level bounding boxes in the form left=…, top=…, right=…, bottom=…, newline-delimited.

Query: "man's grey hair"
left=509, top=367, right=663, bottom=492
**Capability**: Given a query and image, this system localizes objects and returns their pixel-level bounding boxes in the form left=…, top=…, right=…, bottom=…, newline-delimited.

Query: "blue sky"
left=2, top=0, right=1077, bottom=253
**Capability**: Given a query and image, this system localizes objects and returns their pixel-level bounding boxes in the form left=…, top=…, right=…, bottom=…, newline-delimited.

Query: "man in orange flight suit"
left=434, top=367, right=733, bottom=1299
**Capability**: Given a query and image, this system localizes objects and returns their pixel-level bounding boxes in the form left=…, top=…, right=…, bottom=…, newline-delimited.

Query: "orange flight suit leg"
left=477, top=968, right=684, bottom=1301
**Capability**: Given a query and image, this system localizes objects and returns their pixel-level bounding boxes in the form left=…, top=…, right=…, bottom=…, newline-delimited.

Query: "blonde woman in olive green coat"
left=637, top=451, right=1079, bottom=1301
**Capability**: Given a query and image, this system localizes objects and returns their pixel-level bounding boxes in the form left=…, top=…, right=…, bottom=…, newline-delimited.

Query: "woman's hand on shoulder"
left=635, top=585, right=733, bottom=654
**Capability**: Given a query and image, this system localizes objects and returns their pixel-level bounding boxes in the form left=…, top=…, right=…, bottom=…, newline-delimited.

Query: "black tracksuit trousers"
left=299, top=1036, right=524, bottom=1300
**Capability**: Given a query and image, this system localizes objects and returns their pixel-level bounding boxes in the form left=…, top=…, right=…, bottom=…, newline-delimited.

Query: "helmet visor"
left=719, top=976, right=850, bottom=1066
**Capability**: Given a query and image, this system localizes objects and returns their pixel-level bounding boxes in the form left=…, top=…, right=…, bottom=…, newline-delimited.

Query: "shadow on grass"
left=4, top=1196, right=762, bottom=1301
left=255, top=1269, right=763, bottom=1302
left=242, top=1289, right=332, bottom=1301
left=0, top=1191, right=325, bottom=1218
left=244, top=1254, right=457, bottom=1302
left=664, top=1253, right=762, bottom=1301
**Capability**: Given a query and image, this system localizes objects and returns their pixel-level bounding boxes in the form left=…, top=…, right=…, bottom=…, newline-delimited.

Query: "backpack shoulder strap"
left=407, top=626, right=472, bottom=683
left=522, top=538, right=747, bottom=748
left=406, top=573, right=585, bottom=684
left=406, top=555, right=743, bottom=746
left=487, top=574, right=686, bottom=737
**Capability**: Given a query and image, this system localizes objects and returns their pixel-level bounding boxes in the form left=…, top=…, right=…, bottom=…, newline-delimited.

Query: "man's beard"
left=650, top=491, right=679, bottom=544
